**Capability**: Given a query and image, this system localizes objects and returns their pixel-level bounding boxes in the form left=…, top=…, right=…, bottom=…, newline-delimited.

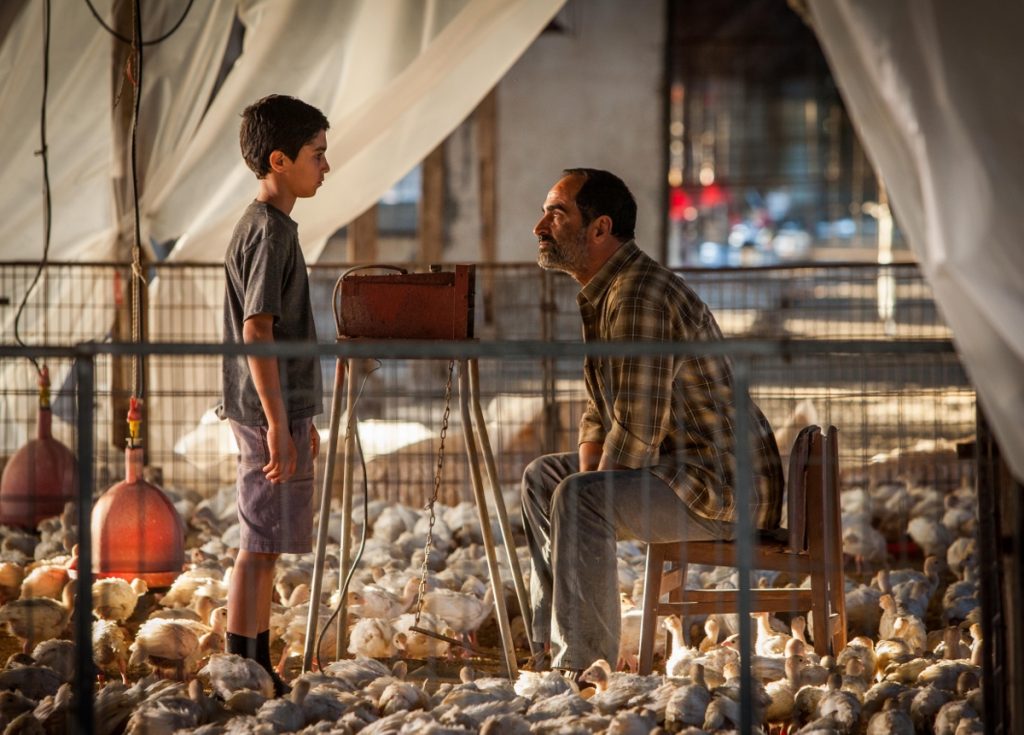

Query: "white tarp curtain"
left=808, top=0, right=1024, bottom=479
left=0, top=0, right=565, bottom=263
left=0, top=0, right=563, bottom=477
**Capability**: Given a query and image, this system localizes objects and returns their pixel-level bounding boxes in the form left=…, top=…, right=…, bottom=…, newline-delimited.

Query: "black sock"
left=256, top=629, right=291, bottom=697
left=255, top=630, right=273, bottom=670
left=226, top=631, right=258, bottom=659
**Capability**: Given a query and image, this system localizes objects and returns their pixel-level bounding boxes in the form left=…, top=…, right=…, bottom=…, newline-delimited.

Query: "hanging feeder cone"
left=0, top=368, right=78, bottom=528
left=91, top=400, right=184, bottom=588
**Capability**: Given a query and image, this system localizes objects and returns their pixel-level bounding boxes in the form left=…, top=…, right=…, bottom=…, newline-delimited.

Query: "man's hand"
left=310, top=426, right=321, bottom=460
left=579, top=441, right=603, bottom=472
left=264, top=422, right=297, bottom=483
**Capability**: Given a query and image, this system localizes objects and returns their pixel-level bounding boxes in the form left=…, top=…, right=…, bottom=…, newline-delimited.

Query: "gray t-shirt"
left=221, top=200, right=323, bottom=425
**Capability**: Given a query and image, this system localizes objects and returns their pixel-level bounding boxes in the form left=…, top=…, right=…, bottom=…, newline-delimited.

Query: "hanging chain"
left=414, top=359, right=456, bottom=625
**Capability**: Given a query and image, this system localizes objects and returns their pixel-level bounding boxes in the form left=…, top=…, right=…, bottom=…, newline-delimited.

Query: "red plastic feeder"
left=91, top=400, right=184, bottom=588
left=0, top=368, right=78, bottom=528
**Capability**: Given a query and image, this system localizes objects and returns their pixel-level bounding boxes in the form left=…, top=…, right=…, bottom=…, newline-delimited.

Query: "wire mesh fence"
left=1, top=260, right=963, bottom=503
left=0, top=322, right=981, bottom=732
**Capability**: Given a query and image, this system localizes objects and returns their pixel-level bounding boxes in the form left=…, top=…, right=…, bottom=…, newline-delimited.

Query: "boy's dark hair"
left=563, top=168, right=637, bottom=241
left=240, top=95, right=329, bottom=178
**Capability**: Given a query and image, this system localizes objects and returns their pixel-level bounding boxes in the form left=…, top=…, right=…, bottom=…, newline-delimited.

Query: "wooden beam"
left=475, top=88, right=498, bottom=324
left=347, top=205, right=379, bottom=263
left=419, top=142, right=446, bottom=263
left=109, top=0, right=148, bottom=452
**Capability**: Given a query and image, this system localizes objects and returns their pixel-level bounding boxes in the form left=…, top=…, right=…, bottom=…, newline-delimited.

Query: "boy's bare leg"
left=228, top=550, right=278, bottom=636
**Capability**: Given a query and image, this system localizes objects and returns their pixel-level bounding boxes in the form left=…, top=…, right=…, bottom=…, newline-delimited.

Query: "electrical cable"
left=83, top=0, right=195, bottom=46
left=129, top=0, right=145, bottom=401
left=314, top=360, right=382, bottom=669
left=14, top=0, right=53, bottom=378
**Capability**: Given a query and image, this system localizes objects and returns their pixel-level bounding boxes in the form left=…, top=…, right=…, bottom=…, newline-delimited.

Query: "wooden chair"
left=636, top=425, right=846, bottom=674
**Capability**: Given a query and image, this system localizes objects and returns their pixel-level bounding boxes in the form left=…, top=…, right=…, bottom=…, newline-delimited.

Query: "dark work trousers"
left=521, top=452, right=734, bottom=670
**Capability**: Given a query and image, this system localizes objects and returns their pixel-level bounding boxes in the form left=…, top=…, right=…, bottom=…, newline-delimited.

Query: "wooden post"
left=475, top=88, right=498, bottom=325
left=975, top=409, right=1024, bottom=735
left=109, top=0, right=148, bottom=452
left=347, top=205, right=379, bottom=263
left=419, top=142, right=446, bottom=263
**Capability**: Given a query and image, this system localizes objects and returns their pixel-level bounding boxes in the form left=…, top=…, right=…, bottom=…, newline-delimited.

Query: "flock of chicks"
left=0, top=456, right=985, bottom=734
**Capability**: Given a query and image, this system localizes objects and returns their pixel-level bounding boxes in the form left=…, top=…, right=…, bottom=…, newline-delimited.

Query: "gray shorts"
left=229, top=418, right=314, bottom=554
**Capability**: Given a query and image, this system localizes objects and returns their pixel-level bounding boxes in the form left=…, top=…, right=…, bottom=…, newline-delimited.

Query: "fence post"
left=74, top=354, right=95, bottom=735
left=540, top=269, right=558, bottom=451
left=733, top=357, right=754, bottom=735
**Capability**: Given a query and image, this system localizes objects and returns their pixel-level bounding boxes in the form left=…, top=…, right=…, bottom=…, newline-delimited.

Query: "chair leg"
left=638, top=544, right=666, bottom=675
left=829, top=568, right=848, bottom=654
left=808, top=568, right=830, bottom=657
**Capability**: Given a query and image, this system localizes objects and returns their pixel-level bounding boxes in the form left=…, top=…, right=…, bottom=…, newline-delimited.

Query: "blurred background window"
left=665, top=0, right=908, bottom=267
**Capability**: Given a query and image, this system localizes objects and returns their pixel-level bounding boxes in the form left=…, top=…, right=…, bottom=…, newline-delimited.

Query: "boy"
left=220, top=94, right=329, bottom=695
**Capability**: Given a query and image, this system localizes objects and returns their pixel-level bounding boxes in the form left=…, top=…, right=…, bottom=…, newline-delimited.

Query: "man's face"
left=533, top=175, right=589, bottom=277
left=280, top=129, right=329, bottom=198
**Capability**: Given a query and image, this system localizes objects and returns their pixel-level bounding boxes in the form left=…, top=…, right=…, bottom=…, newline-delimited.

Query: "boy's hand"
left=264, top=422, right=298, bottom=483
left=310, top=427, right=320, bottom=459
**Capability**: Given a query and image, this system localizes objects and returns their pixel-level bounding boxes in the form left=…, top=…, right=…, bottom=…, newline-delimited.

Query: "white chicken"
left=664, top=663, right=711, bottom=730
left=157, top=570, right=223, bottom=609
left=907, top=516, right=953, bottom=560
left=391, top=612, right=454, bottom=659
left=347, top=616, right=397, bottom=658
left=421, top=586, right=493, bottom=651
left=31, top=638, right=75, bottom=683
left=663, top=614, right=698, bottom=677
left=128, top=617, right=208, bottom=680
left=348, top=578, right=418, bottom=619
left=19, top=562, right=70, bottom=600
left=93, top=619, right=132, bottom=684
left=198, top=652, right=275, bottom=699
left=92, top=577, right=148, bottom=622
left=753, top=611, right=791, bottom=656
left=257, top=678, right=311, bottom=731
left=0, top=561, right=25, bottom=603
left=0, top=582, right=72, bottom=652
left=277, top=602, right=338, bottom=673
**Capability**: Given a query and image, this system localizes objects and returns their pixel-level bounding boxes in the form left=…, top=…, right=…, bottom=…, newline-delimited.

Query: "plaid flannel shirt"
left=577, top=241, right=784, bottom=528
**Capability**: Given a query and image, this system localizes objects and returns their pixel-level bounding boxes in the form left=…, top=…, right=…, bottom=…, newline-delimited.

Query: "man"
left=521, top=168, right=784, bottom=678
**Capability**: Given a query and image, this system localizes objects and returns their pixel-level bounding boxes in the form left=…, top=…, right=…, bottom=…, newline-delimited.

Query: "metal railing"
left=0, top=335, right=972, bottom=733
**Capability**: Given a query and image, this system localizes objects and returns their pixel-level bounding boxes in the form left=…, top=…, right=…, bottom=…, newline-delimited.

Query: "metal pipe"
left=733, top=359, right=754, bottom=735
left=73, top=356, right=95, bottom=735
left=303, top=358, right=346, bottom=672
left=540, top=270, right=558, bottom=453
left=0, top=337, right=961, bottom=362
left=458, top=360, right=518, bottom=678
left=467, top=358, right=534, bottom=654
left=335, top=358, right=359, bottom=658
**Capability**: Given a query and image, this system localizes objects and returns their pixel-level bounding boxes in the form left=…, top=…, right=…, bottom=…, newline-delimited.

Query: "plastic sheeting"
left=0, top=0, right=565, bottom=265
left=1, top=0, right=563, bottom=480
left=808, top=0, right=1024, bottom=479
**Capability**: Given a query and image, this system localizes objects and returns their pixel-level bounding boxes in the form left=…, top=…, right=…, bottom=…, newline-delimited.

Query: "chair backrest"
left=822, top=425, right=842, bottom=573
left=786, top=425, right=822, bottom=553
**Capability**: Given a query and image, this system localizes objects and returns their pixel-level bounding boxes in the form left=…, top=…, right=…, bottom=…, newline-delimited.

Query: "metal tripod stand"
left=302, top=265, right=533, bottom=679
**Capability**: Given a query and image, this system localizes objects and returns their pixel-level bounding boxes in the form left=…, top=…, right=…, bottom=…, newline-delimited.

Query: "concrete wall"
left=446, top=0, right=666, bottom=264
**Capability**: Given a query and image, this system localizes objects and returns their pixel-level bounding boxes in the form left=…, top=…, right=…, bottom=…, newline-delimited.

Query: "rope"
left=14, top=0, right=53, bottom=379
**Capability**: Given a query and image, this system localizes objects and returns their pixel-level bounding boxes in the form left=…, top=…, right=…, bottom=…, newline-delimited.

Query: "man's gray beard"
left=537, top=233, right=586, bottom=275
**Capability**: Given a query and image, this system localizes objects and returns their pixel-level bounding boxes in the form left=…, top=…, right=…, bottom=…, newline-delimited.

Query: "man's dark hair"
left=240, top=95, right=329, bottom=178
left=562, top=168, right=637, bottom=241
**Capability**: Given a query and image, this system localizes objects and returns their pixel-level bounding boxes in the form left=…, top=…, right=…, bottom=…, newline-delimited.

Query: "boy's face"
left=277, top=129, right=329, bottom=198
